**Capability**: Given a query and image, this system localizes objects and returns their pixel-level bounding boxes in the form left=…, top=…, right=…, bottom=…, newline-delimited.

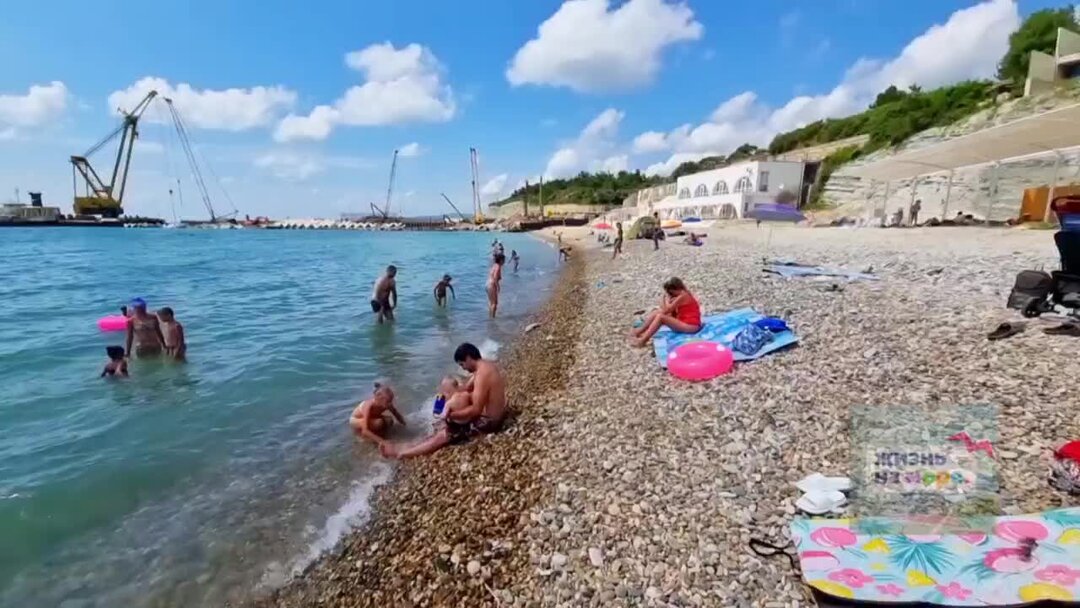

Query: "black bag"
left=1007, top=270, right=1053, bottom=310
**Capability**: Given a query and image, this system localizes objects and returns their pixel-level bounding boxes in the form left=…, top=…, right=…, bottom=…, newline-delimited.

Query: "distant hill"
left=492, top=171, right=665, bottom=208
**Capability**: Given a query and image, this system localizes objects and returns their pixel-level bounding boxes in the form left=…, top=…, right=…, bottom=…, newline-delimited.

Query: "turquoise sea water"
left=0, top=227, right=558, bottom=607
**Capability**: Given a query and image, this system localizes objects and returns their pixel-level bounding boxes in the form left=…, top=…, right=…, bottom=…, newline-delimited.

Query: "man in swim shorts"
left=380, top=343, right=506, bottom=459
left=350, top=383, right=406, bottom=447
left=370, top=265, right=398, bottom=323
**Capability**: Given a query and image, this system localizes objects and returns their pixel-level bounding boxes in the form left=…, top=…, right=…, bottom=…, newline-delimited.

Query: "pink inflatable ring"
left=97, top=315, right=128, bottom=332
left=667, top=341, right=734, bottom=381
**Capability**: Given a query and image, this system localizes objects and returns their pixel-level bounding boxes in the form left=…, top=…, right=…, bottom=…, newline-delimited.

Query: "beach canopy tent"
left=845, top=103, right=1080, bottom=182
left=625, top=215, right=658, bottom=239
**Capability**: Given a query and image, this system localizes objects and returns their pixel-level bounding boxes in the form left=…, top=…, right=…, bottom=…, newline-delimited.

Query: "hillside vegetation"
left=494, top=171, right=664, bottom=208
left=493, top=7, right=1079, bottom=209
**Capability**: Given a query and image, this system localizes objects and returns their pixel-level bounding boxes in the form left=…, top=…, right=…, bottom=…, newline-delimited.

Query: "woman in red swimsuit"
left=630, top=277, right=703, bottom=347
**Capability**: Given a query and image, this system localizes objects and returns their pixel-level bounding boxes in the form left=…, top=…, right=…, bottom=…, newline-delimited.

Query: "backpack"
left=1007, top=270, right=1053, bottom=310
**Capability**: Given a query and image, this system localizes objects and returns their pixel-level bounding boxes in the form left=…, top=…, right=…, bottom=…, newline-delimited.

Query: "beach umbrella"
left=747, top=203, right=805, bottom=260
left=746, top=203, right=805, bottom=223
left=661, top=219, right=682, bottom=229
left=594, top=222, right=613, bottom=230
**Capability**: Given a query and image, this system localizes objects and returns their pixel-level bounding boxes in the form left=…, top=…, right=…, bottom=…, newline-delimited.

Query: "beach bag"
left=1007, top=270, right=1053, bottom=310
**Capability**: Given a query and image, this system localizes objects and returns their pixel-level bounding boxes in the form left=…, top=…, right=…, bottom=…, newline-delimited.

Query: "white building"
left=653, top=160, right=806, bottom=220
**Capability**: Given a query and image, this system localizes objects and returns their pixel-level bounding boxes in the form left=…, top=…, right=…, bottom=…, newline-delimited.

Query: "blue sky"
left=0, top=0, right=1062, bottom=219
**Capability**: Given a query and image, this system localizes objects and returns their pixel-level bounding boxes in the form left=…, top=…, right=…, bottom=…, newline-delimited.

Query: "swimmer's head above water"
left=106, top=346, right=125, bottom=361
left=130, top=297, right=147, bottom=312
left=385, top=265, right=397, bottom=278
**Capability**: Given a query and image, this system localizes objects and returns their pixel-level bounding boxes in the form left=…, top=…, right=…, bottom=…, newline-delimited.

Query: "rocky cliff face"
left=825, top=87, right=1080, bottom=222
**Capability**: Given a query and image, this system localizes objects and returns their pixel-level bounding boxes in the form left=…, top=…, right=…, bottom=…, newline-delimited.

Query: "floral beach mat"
left=792, top=508, right=1080, bottom=605
left=651, top=307, right=798, bottom=367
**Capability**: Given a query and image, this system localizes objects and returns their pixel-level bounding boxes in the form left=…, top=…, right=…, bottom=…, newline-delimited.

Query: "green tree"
left=997, top=7, right=1080, bottom=88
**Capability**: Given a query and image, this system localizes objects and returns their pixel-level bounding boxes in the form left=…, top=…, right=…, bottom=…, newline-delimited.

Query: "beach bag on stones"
left=1007, top=270, right=1053, bottom=310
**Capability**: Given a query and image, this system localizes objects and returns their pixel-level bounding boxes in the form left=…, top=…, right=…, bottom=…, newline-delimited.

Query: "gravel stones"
left=256, top=225, right=1080, bottom=607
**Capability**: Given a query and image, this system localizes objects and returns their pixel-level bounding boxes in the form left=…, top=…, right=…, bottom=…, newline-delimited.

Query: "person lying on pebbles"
left=349, top=383, right=406, bottom=447
left=380, top=343, right=507, bottom=459
left=629, top=277, right=703, bottom=347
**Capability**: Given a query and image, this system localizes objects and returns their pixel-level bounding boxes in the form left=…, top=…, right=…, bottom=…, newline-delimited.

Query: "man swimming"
left=380, top=343, right=506, bottom=459
left=433, top=274, right=455, bottom=307
left=371, top=265, right=398, bottom=323
left=350, top=383, right=406, bottom=447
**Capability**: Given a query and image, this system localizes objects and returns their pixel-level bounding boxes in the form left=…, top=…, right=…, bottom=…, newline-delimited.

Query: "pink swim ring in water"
left=667, top=341, right=734, bottom=381
left=97, top=315, right=128, bottom=332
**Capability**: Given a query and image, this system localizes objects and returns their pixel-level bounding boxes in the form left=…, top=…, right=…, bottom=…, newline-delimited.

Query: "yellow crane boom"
left=70, top=90, right=158, bottom=217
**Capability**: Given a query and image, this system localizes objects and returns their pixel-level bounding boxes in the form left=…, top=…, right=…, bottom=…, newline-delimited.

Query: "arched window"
left=694, top=184, right=708, bottom=197
left=678, top=188, right=690, bottom=199
left=720, top=204, right=737, bottom=219
left=734, top=176, right=753, bottom=193
left=713, top=181, right=729, bottom=195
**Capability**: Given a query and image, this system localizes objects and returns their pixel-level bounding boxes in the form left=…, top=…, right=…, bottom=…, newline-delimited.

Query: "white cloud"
left=275, top=43, right=455, bottom=142
left=108, top=77, right=296, bottom=131
left=480, top=173, right=509, bottom=202
left=506, top=0, right=703, bottom=93
left=253, top=151, right=373, bottom=181
left=632, top=130, right=669, bottom=153
left=398, top=142, right=425, bottom=157
left=600, top=155, right=629, bottom=173
left=637, top=0, right=1020, bottom=175
left=275, top=106, right=337, bottom=142
left=0, top=81, right=69, bottom=132
left=544, top=108, right=626, bottom=178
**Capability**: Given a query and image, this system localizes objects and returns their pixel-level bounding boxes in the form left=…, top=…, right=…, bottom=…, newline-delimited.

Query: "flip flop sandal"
left=987, top=322, right=1025, bottom=340
left=1044, top=322, right=1080, bottom=336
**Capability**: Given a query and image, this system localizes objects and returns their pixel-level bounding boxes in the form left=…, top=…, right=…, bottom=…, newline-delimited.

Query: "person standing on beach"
left=651, top=212, right=661, bottom=251
left=371, top=265, right=398, bottom=324
left=909, top=199, right=922, bottom=226
left=487, top=253, right=505, bottom=318
left=380, top=343, right=506, bottom=459
left=612, top=222, right=624, bottom=259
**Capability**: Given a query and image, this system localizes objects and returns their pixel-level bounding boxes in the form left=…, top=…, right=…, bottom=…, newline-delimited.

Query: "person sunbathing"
left=630, top=277, right=702, bottom=347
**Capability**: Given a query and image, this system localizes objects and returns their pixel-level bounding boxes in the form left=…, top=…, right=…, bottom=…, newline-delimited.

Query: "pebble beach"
left=256, top=223, right=1080, bottom=607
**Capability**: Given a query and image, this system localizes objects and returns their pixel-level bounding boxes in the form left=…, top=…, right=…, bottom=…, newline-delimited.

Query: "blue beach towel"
left=653, top=307, right=799, bottom=368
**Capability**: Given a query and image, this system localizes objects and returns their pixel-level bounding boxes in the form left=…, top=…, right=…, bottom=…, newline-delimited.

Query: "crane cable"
left=161, top=117, right=183, bottom=223
left=165, top=100, right=216, bottom=221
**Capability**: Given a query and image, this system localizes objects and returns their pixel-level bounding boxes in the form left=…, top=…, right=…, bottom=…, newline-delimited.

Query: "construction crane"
left=440, top=193, right=468, bottom=221
left=469, top=147, right=486, bottom=223
left=163, top=98, right=230, bottom=223
left=370, top=149, right=398, bottom=220
left=70, top=90, right=158, bottom=217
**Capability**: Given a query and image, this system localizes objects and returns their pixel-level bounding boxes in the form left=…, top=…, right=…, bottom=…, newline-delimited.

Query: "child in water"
left=510, top=250, right=520, bottom=272
left=433, top=274, right=456, bottom=307
left=157, top=307, right=186, bottom=361
left=101, top=346, right=129, bottom=378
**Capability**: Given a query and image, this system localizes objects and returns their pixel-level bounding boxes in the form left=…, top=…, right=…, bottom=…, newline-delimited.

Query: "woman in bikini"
left=125, top=298, right=167, bottom=358
left=487, top=253, right=505, bottom=318
left=630, top=277, right=702, bottom=347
